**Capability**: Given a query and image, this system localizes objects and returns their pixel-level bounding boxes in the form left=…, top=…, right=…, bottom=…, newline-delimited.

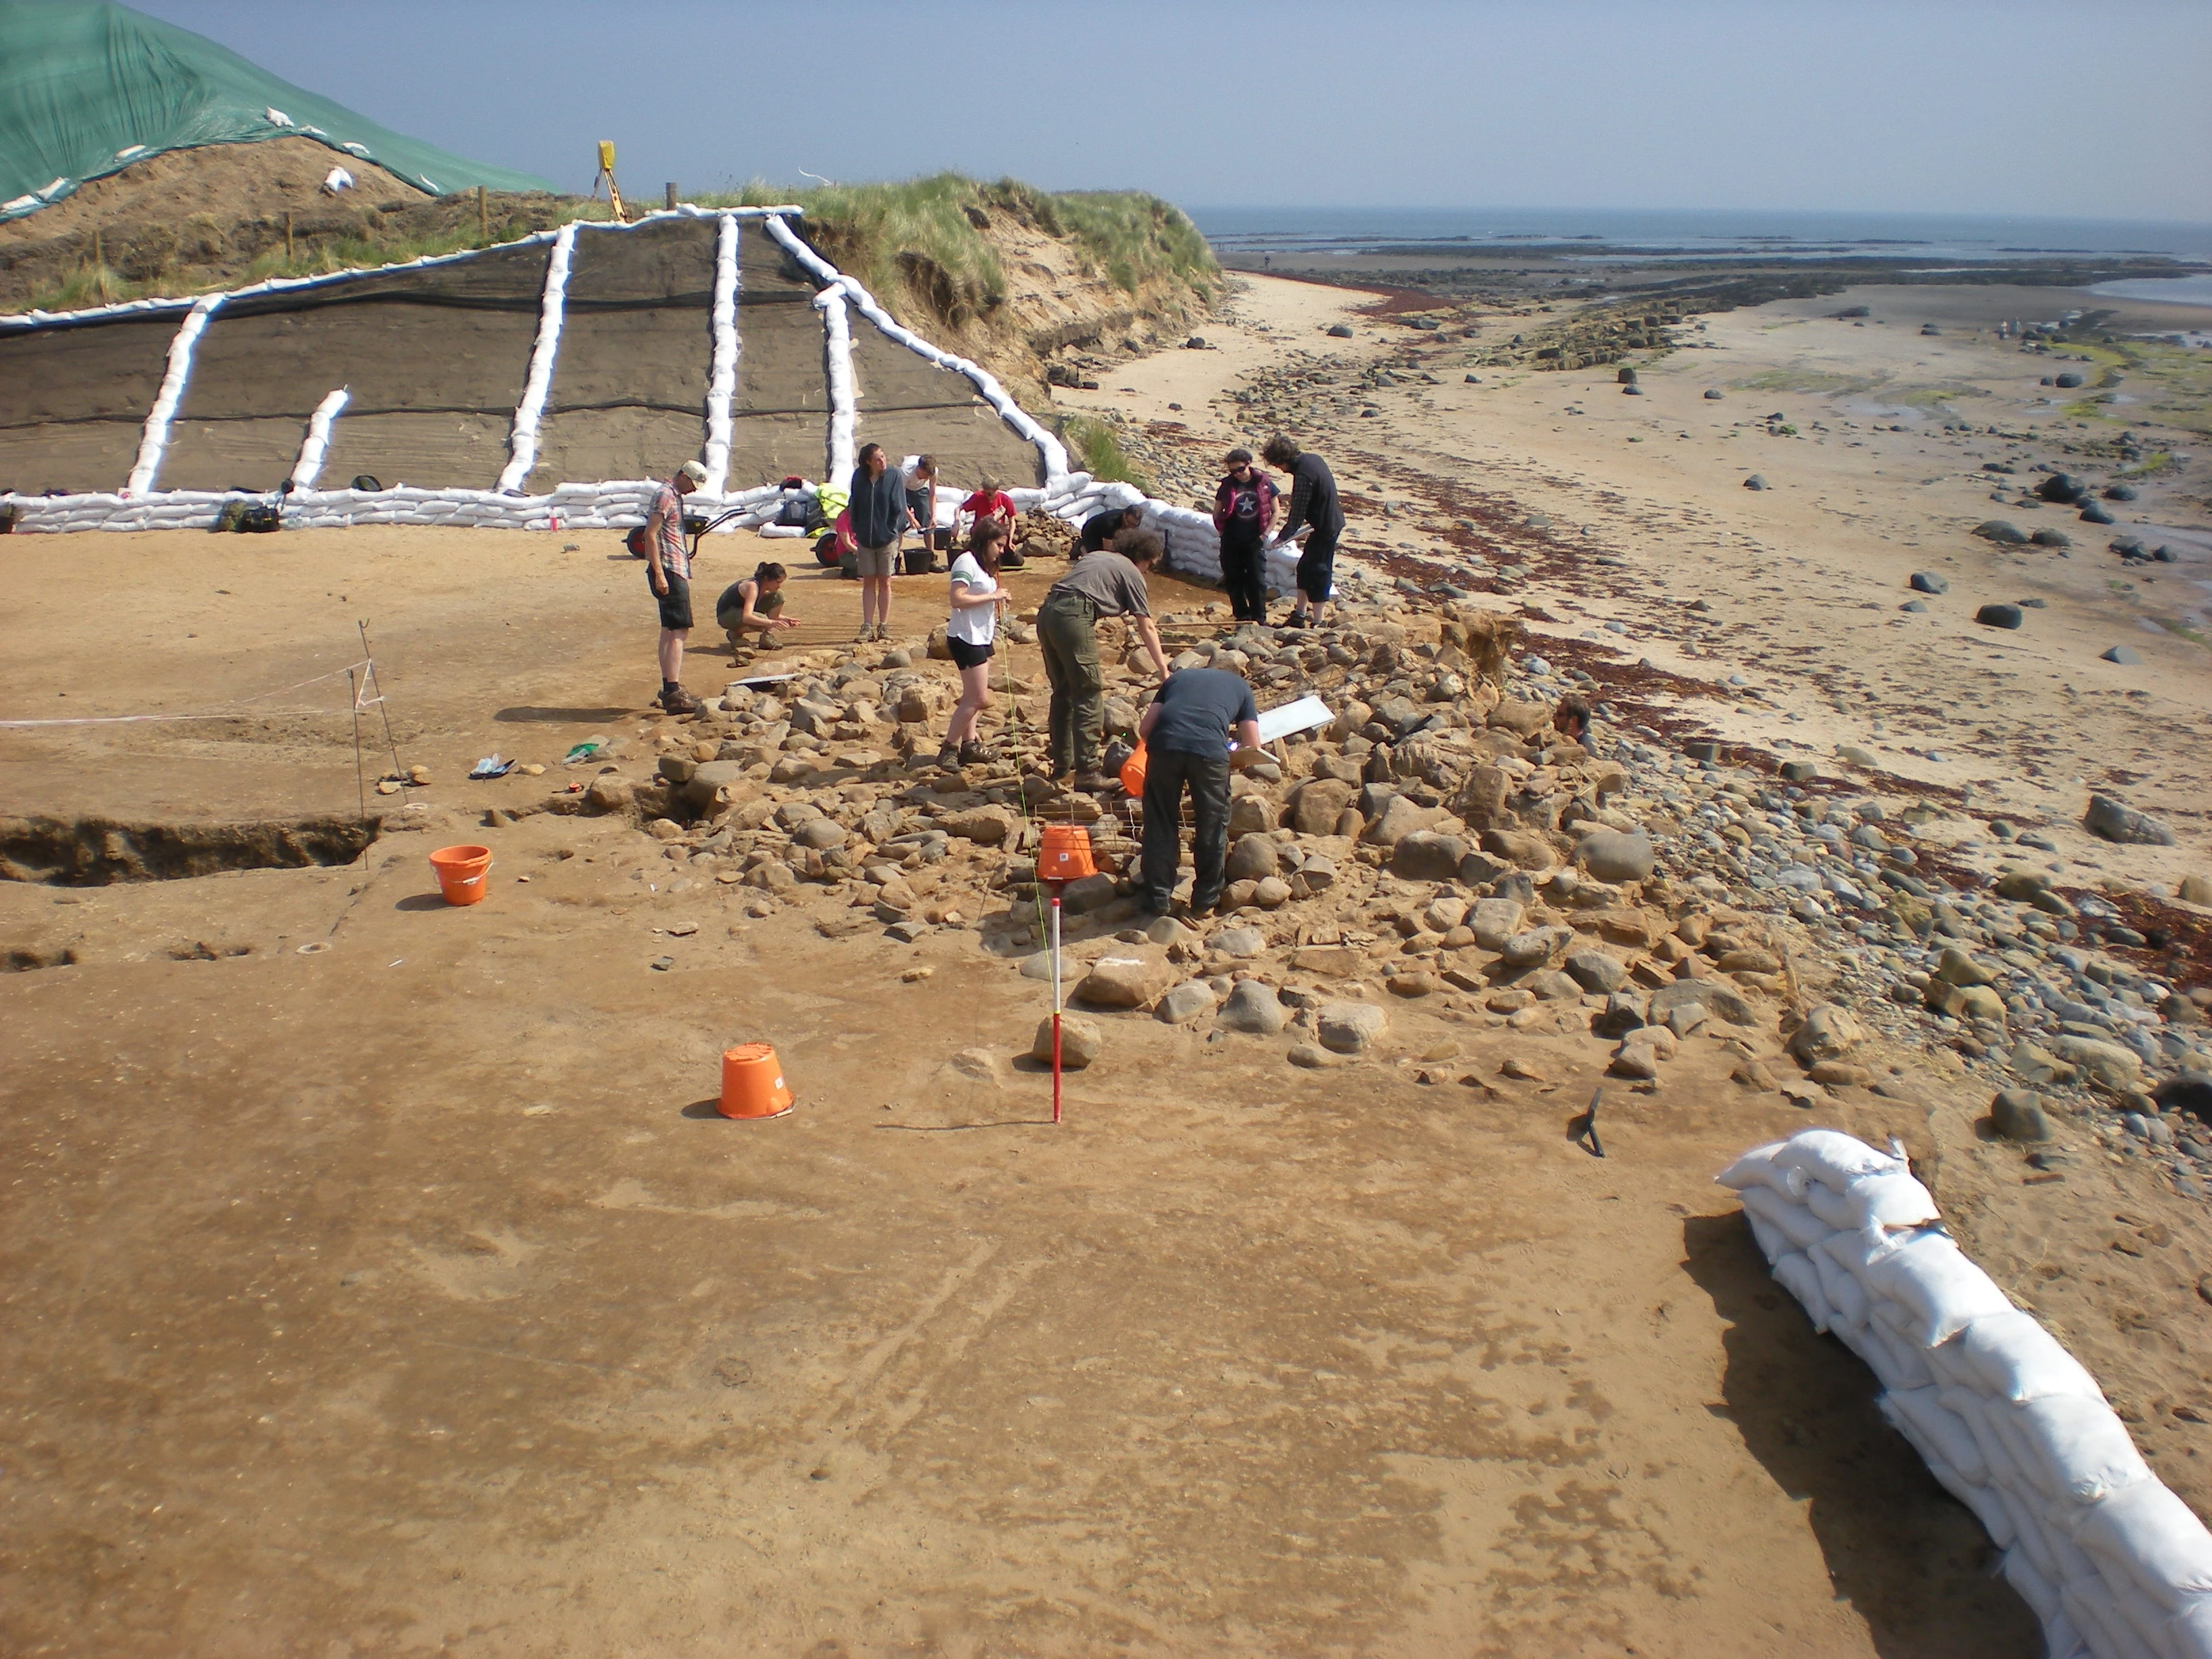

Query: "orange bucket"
left=1118, top=740, right=1148, bottom=798
left=720, top=1043, right=795, bottom=1120
left=1038, top=822, right=1095, bottom=882
left=428, top=844, right=493, bottom=906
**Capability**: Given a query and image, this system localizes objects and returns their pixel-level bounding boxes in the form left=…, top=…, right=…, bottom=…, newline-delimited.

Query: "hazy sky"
left=131, top=0, right=2212, bottom=223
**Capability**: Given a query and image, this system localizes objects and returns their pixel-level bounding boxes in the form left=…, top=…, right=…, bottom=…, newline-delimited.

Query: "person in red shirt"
left=958, top=476, right=1017, bottom=548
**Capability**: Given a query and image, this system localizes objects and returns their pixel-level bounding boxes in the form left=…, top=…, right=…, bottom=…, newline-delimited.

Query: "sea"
left=1186, top=207, right=2212, bottom=293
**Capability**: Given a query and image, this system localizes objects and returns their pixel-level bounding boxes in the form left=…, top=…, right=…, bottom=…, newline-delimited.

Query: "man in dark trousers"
left=1262, top=434, right=1345, bottom=629
left=1136, top=665, right=1261, bottom=916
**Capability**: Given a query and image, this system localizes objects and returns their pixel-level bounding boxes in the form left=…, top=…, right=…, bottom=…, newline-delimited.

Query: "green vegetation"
left=1054, top=413, right=1153, bottom=493
left=701, top=173, right=1217, bottom=327
left=1738, top=369, right=1874, bottom=396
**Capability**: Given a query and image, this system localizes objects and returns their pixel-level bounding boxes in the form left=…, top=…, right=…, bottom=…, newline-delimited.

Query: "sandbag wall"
left=2, top=201, right=1282, bottom=598
left=1721, top=1130, right=2212, bottom=1659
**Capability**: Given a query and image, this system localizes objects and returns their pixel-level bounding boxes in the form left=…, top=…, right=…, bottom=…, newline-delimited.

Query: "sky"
left=129, top=0, right=2212, bottom=224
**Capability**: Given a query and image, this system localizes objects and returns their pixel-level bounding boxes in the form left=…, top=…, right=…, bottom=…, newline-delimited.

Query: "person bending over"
left=1212, top=447, right=1278, bottom=624
left=646, top=459, right=706, bottom=713
left=847, top=442, right=907, bottom=642
left=1262, top=434, right=1344, bottom=629
left=717, top=562, right=795, bottom=653
left=937, top=521, right=1011, bottom=769
left=1080, top=501, right=1143, bottom=555
left=1137, top=665, right=1261, bottom=917
left=903, top=452, right=939, bottom=566
left=1037, top=527, right=1172, bottom=790
left=959, top=475, right=1017, bottom=550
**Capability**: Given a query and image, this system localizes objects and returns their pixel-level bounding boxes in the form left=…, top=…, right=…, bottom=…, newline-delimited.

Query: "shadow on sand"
left=1681, top=1212, right=2041, bottom=1658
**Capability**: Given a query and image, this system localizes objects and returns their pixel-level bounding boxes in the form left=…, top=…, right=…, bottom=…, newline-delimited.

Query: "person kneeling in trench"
left=1136, top=664, right=1261, bottom=918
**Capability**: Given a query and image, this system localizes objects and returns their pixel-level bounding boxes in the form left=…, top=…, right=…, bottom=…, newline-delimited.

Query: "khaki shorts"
left=852, top=541, right=899, bottom=579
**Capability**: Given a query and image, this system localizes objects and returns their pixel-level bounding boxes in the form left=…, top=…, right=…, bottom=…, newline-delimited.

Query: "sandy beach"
left=3, top=268, right=2211, bottom=1656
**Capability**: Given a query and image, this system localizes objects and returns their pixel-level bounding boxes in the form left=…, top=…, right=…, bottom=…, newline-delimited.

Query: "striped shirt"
left=652, top=482, right=689, bottom=579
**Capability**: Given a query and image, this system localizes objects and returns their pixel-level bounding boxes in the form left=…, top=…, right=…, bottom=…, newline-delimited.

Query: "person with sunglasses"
left=1212, top=447, right=1279, bottom=624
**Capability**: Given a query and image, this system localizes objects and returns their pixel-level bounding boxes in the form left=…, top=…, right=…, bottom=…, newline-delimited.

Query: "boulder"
left=1565, top=950, right=1629, bottom=994
left=1288, top=1042, right=1345, bottom=1069
left=1211, top=925, right=1268, bottom=958
left=1452, top=764, right=1510, bottom=830
left=1910, top=571, right=1950, bottom=595
left=1975, top=603, right=2024, bottom=630
left=1155, top=981, right=1218, bottom=1025
left=1488, top=699, right=1551, bottom=739
left=1362, top=795, right=1439, bottom=848
left=794, top=817, right=848, bottom=851
left=1576, top=829, right=1654, bottom=884
left=1989, top=1089, right=2053, bottom=1143
left=1392, top=831, right=1469, bottom=882
left=1974, top=520, right=2028, bottom=545
left=1217, top=980, right=1290, bottom=1034
left=1592, top=991, right=1647, bottom=1037
left=680, top=760, right=749, bottom=808
left=2102, top=646, right=2144, bottom=665
left=945, top=806, right=1015, bottom=845
left=1227, top=794, right=1275, bottom=838
left=1290, top=778, right=1357, bottom=836
left=1936, top=946, right=1998, bottom=987
left=1481, top=828, right=1556, bottom=871
left=1469, top=898, right=1526, bottom=949
left=1061, top=874, right=1120, bottom=915
left=1225, top=836, right=1281, bottom=883
left=1317, top=1001, right=1389, bottom=1054
left=1789, top=1004, right=1865, bottom=1066
left=1252, top=876, right=1293, bottom=909
left=1076, top=951, right=1172, bottom=1010
left=2085, top=794, right=2175, bottom=846
left=1502, top=926, right=1571, bottom=968
left=1033, top=1015, right=1103, bottom=1070
left=2049, top=1034, right=2141, bottom=1088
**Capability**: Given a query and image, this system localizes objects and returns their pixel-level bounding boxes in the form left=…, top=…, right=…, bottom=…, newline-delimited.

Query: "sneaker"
left=1284, top=613, right=1308, bottom=630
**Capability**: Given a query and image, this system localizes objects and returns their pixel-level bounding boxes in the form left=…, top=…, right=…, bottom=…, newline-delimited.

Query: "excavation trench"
left=0, top=814, right=380, bottom=886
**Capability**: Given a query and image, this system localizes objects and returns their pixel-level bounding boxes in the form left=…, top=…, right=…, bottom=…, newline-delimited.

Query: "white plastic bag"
left=1884, top=1387, right=1988, bottom=1483
left=1770, top=1251, right=1834, bottom=1332
left=1866, top=1231, right=2013, bottom=1347
left=2011, top=1394, right=2150, bottom=1507
left=1957, top=1310, right=2107, bottom=1405
left=1740, top=1185, right=1830, bottom=1252
left=2073, top=1481, right=2212, bottom=1613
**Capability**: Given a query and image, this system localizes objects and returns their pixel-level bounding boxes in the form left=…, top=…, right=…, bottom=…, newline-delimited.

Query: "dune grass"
left=1055, top=413, right=1153, bottom=493
left=702, top=172, right=1218, bottom=325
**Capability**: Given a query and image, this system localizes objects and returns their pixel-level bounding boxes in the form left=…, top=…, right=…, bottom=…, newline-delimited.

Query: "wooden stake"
left=349, top=668, right=367, bottom=819
left=478, top=184, right=489, bottom=241
left=665, top=182, right=678, bottom=210
left=285, top=211, right=295, bottom=262
left=91, top=228, right=107, bottom=302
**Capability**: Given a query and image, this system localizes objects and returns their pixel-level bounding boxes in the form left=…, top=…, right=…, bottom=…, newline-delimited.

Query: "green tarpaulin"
left=0, top=0, right=553, bottom=220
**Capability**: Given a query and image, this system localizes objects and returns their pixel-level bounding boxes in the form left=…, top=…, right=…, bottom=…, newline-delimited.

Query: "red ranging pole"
left=1048, top=880, right=1064, bottom=1124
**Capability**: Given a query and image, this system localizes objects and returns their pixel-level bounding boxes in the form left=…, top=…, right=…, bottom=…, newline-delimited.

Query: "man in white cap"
left=646, top=459, right=708, bottom=713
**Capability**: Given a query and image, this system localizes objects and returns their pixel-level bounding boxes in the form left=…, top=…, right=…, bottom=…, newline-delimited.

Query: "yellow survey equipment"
left=590, top=141, right=627, bottom=222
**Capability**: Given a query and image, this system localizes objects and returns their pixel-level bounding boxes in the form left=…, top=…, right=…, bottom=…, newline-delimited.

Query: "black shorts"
left=1296, top=528, right=1338, bottom=603
left=649, top=566, right=693, bottom=630
left=946, top=636, right=994, bottom=670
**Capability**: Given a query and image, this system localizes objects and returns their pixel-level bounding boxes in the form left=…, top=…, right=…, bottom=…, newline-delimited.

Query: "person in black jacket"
left=1211, top=447, right=1277, bottom=623
left=1080, top=502, right=1143, bottom=555
left=1262, top=435, right=1345, bottom=628
left=847, top=443, right=914, bottom=642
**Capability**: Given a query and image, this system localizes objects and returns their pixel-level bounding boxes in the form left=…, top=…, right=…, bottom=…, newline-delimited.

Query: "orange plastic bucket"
left=720, top=1043, right=795, bottom=1120
left=1038, top=822, right=1095, bottom=882
left=1118, top=740, right=1148, bottom=798
left=428, top=844, right=493, bottom=906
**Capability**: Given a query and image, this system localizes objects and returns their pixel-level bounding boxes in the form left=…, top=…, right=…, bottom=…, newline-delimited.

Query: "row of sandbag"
left=1721, top=1130, right=2212, bottom=1659
left=2, top=480, right=790, bottom=534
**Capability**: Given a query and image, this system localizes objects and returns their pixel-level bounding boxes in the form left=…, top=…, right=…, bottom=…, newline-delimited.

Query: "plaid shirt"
left=652, top=483, right=689, bottom=579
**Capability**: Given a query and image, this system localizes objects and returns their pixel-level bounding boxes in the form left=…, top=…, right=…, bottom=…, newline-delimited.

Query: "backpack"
left=775, top=493, right=814, bottom=529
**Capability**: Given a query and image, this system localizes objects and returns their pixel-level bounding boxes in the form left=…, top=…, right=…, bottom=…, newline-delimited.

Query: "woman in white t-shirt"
left=937, top=520, right=1010, bottom=769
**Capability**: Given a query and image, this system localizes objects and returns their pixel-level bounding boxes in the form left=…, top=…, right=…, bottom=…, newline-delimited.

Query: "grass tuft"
left=1055, top=413, right=1152, bottom=493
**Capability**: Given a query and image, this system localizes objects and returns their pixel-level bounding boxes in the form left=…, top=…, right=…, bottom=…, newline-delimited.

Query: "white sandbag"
left=2167, top=1593, right=2212, bottom=1659
left=2011, top=1395, right=2150, bottom=1507
left=758, top=524, right=806, bottom=539
left=1958, top=1311, right=2108, bottom=1406
left=1943, top=1387, right=2026, bottom=1489
left=497, top=220, right=577, bottom=493
left=2008, top=1544, right=2067, bottom=1622
left=1770, top=1251, right=1834, bottom=1332
left=2063, top=1574, right=2163, bottom=1659
left=126, top=292, right=224, bottom=495
left=1815, top=1222, right=1905, bottom=1288
left=2005, top=1482, right=2064, bottom=1580
left=1885, top=1387, right=1988, bottom=1483
left=1743, top=1209, right=1790, bottom=1267
left=2073, top=1483, right=2212, bottom=1613
left=2049, top=1611, right=2094, bottom=1659
left=1804, top=1181, right=1858, bottom=1231
left=1866, top=1231, right=2013, bottom=1347
left=1865, top=1317, right=1936, bottom=1389
left=1832, top=1321, right=1916, bottom=1392
left=1939, top=1458, right=2018, bottom=1548
left=701, top=212, right=739, bottom=495
left=1772, top=1128, right=1906, bottom=1195
left=1739, top=1185, right=1830, bottom=1252
left=2112, top=1579, right=2190, bottom=1659
left=1843, top=1168, right=1944, bottom=1230
left=1811, top=1245, right=1870, bottom=1331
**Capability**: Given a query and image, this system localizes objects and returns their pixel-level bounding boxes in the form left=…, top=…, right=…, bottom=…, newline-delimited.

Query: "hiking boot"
left=659, top=685, right=703, bottom=716
left=935, top=745, right=962, bottom=770
left=1071, top=770, right=1113, bottom=792
left=958, top=741, right=998, bottom=766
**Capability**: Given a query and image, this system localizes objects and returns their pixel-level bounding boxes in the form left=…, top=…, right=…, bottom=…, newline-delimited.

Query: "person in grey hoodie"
left=847, top=442, right=915, bottom=642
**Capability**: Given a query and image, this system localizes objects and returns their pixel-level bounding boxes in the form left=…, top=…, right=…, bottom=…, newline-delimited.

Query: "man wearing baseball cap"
left=646, top=459, right=708, bottom=714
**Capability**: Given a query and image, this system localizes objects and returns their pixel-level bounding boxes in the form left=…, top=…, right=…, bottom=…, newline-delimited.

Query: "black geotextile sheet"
left=724, top=218, right=832, bottom=490
left=0, top=311, right=175, bottom=494
left=851, top=319, right=1044, bottom=491
left=160, top=239, right=550, bottom=492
